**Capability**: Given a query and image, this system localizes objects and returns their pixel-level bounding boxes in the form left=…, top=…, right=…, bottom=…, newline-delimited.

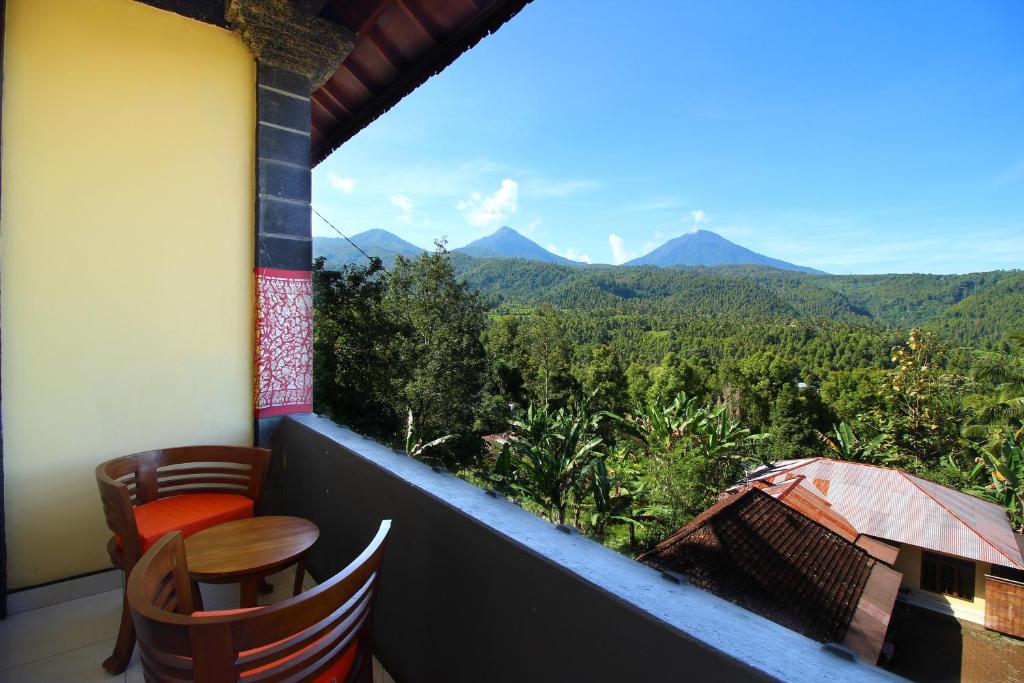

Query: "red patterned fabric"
left=255, top=267, right=313, bottom=417
left=128, top=494, right=254, bottom=551
left=194, top=607, right=358, bottom=682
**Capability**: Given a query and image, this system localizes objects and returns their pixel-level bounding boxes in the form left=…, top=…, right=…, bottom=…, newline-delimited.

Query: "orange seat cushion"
left=194, top=608, right=358, bottom=682
left=131, top=493, right=254, bottom=551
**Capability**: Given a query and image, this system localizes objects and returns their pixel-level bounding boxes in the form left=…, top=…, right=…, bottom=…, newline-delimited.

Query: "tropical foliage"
left=313, top=247, right=1024, bottom=547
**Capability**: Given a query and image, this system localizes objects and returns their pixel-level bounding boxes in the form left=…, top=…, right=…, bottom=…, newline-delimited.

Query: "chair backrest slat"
left=236, top=575, right=375, bottom=671
left=128, top=521, right=391, bottom=683
left=95, top=446, right=271, bottom=569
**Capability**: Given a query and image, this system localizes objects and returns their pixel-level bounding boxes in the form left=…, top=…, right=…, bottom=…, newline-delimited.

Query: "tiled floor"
left=0, top=569, right=395, bottom=682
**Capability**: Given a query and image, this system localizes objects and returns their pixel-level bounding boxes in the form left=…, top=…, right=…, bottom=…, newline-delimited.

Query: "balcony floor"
left=0, top=568, right=394, bottom=682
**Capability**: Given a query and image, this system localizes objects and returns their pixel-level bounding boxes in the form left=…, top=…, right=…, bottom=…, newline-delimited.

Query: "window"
left=921, top=551, right=975, bottom=600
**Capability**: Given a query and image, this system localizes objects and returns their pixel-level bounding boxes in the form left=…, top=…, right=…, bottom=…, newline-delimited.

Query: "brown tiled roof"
left=638, top=488, right=875, bottom=646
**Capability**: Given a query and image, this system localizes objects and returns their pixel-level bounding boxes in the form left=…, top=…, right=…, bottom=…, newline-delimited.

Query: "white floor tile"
left=0, top=639, right=122, bottom=683
left=0, top=588, right=122, bottom=671
left=3, top=567, right=345, bottom=683
left=124, top=650, right=143, bottom=683
left=7, top=570, right=121, bottom=616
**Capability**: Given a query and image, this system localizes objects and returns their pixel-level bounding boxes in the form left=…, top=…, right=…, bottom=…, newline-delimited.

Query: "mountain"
left=314, top=229, right=424, bottom=269
left=455, top=226, right=582, bottom=265
left=626, top=230, right=824, bottom=274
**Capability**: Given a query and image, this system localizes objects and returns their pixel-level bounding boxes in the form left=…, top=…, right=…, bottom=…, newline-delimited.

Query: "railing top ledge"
left=286, top=413, right=904, bottom=683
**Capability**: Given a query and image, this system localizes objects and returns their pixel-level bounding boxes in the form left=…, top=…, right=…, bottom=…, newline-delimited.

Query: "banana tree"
left=815, top=421, right=888, bottom=462
left=507, top=400, right=605, bottom=525
left=970, top=434, right=1024, bottom=532
left=404, top=409, right=454, bottom=460
left=589, top=445, right=667, bottom=549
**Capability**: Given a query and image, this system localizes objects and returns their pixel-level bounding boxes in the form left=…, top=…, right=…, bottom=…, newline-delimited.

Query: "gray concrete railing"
left=280, top=414, right=903, bottom=683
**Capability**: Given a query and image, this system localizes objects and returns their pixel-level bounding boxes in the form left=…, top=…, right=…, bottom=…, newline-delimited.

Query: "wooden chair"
left=96, top=445, right=271, bottom=673
left=127, top=522, right=391, bottom=682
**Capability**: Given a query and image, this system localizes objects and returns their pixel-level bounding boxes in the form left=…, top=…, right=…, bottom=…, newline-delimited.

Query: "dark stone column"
left=252, top=63, right=314, bottom=510
left=226, top=1, right=353, bottom=513
left=253, top=62, right=314, bottom=445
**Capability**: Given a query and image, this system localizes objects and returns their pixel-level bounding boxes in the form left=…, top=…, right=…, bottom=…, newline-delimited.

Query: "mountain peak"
left=627, top=230, right=824, bottom=274
left=312, top=228, right=423, bottom=269
left=455, top=226, right=582, bottom=265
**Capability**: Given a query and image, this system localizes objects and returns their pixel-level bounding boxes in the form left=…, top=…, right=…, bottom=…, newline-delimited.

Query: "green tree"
left=965, top=332, right=1024, bottom=441
left=384, top=244, right=488, bottom=468
left=867, top=328, right=972, bottom=466
left=523, top=305, right=574, bottom=405
left=312, top=256, right=399, bottom=437
left=646, top=352, right=711, bottom=406
left=581, top=344, right=629, bottom=415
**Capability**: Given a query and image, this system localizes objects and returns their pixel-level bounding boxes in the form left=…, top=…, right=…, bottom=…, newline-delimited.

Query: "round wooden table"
left=184, top=515, right=319, bottom=608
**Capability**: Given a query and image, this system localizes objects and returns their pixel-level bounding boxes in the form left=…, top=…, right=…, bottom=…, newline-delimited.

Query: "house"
left=0, top=1, right=899, bottom=681
left=638, top=486, right=904, bottom=664
left=742, top=458, right=1024, bottom=637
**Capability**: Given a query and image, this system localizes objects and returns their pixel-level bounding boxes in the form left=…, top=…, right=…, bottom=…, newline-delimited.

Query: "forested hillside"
left=312, top=248, right=1024, bottom=555
left=452, top=255, right=1024, bottom=349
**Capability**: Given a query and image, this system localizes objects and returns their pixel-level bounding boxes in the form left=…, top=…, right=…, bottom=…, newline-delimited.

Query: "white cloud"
left=690, top=209, right=708, bottom=225
left=390, top=194, right=414, bottom=224
left=608, top=233, right=637, bottom=265
left=328, top=173, right=355, bottom=193
left=456, top=178, right=519, bottom=228
left=525, top=218, right=542, bottom=235
left=548, top=243, right=592, bottom=264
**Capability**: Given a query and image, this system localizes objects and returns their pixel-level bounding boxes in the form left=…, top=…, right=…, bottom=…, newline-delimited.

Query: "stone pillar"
left=225, top=0, right=353, bottom=447
left=253, top=64, right=314, bottom=446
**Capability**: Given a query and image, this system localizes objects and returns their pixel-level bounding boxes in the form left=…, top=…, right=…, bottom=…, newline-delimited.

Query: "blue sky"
left=313, top=0, right=1023, bottom=274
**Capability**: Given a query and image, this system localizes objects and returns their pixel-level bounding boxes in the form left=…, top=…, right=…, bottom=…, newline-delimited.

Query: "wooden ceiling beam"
left=365, top=26, right=409, bottom=71
left=394, top=0, right=441, bottom=43
left=314, top=80, right=354, bottom=118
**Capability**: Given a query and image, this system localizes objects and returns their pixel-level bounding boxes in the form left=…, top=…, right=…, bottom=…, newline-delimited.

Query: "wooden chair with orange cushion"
left=96, top=445, right=271, bottom=673
left=127, top=521, right=391, bottom=682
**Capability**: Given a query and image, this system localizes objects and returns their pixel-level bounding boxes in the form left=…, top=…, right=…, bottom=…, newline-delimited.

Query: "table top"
left=184, top=515, right=319, bottom=581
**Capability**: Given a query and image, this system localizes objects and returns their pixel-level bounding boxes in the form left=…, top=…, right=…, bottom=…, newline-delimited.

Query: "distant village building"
left=641, top=457, right=1024, bottom=664
left=742, top=458, right=1024, bottom=634
left=638, top=487, right=902, bottom=664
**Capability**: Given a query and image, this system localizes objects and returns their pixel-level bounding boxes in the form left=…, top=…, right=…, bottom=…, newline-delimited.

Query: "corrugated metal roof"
left=759, top=478, right=860, bottom=543
left=745, top=458, right=1024, bottom=569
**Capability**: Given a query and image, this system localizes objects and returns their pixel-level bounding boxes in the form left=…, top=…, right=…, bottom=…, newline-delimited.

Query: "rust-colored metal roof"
left=745, top=458, right=1024, bottom=570
left=638, top=488, right=880, bottom=648
left=757, top=477, right=860, bottom=543
left=841, top=561, right=903, bottom=664
left=855, top=536, right=901, bottom=566
left=313, top=0, right=533, bottom=162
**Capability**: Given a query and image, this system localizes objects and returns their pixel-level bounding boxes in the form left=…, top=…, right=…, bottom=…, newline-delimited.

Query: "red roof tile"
left=638, top=488, right=879, bottom=647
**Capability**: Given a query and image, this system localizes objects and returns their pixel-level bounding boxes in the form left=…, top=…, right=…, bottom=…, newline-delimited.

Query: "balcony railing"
left=276, top=414, right=902, bottom=682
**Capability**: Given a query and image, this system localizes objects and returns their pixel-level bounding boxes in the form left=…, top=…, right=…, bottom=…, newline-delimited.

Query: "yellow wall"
left=1, top=0, right=255, bottom=587
left=894, top=545, right=990, bottom=624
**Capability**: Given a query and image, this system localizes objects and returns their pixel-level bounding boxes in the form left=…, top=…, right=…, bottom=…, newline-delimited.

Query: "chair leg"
left=356, top=641, right=373, bottom=683
left=293, top=561, right=306, bottom=596
left=102, top=584, right=136, bottom=674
